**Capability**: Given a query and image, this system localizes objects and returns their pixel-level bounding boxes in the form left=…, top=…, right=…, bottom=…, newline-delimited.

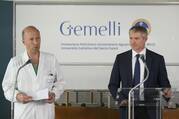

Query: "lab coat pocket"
left=46, top=73, right=56, bottom=91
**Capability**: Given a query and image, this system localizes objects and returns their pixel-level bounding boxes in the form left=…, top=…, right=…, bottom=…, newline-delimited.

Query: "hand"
left=119, top=100, right=128, bottom=107
left=45, top=92, right=55, bottom=104
left=163, top=88, right=172, bottom=98
left=16, top=92, right=32, bottom=104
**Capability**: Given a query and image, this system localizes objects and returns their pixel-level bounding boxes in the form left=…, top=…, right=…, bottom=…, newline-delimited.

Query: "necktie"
left=133, top=54, right=140, bottom=99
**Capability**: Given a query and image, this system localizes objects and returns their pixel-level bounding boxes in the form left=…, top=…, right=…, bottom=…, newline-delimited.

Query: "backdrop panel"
left=15, top=4, right=179, bottom=64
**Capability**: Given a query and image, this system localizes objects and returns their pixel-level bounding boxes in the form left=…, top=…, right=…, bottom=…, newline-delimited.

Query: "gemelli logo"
left=59, top=21, right=121, bottom=36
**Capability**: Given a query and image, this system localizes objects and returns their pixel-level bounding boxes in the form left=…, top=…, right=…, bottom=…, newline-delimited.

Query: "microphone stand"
left=11, top=60, right=30, bottom=119
left=128, top=55, right=149, bottom=119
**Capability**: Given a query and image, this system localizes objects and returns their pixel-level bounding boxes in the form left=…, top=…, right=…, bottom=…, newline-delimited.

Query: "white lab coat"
left=2, top=51, right=65, bottom=119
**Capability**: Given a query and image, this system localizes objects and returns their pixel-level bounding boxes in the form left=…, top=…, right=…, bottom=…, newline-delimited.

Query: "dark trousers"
left=119, top=106, right=158, bottom=119
left=134, top=106, right=149, bottom=119
left=119, top=107, right=128, bottom=119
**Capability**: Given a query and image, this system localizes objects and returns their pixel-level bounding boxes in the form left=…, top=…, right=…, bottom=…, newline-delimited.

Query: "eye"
left=135, top=37, right=139, bottom=40
left=30, top=38, right=34, bottom=41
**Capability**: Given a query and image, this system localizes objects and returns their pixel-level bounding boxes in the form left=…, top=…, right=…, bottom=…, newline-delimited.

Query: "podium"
left=116, top=88, right=176, bottom=119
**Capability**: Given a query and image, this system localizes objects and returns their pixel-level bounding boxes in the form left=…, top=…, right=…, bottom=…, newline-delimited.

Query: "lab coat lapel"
left=23, top=51, right=38, bottom=80
left=35, top=52, right=49, bottom=89
left=36, top=52, right=43, bottom=79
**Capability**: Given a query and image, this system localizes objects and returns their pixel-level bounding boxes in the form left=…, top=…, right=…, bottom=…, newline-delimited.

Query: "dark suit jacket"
left=108, top=49, right=171, bottom=104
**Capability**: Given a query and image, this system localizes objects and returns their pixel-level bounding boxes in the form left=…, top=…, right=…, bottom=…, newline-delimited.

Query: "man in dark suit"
left=108, top=26, right=171, bottom=119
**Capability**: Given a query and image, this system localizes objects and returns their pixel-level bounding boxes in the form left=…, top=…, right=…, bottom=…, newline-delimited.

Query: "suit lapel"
left=125, top=50, right=133, bottom=87
left=145, top=49, right=152, bottom=87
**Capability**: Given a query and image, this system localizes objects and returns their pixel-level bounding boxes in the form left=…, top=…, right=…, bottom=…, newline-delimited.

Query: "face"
left=23, top=28, right=41, bottom=53
left=129, top=31, right=147, bottom=53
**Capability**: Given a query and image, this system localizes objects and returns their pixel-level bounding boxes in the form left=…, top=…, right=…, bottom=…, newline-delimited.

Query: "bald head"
left=22, top=26, right=41, bottom=54
left=22, top=26, right=40, bottom=41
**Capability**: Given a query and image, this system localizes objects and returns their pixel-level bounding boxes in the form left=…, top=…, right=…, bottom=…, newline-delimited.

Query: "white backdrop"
left=16, top=5, right=179, bottom=64
left=15, top=4, right=179, bottom=90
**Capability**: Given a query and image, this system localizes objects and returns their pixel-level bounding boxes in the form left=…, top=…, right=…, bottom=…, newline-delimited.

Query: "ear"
left=145, top=36, right=148, bottom=41
left=143, top=35, right=148, bottom=41
left=22, top=40, right=25, bottom=44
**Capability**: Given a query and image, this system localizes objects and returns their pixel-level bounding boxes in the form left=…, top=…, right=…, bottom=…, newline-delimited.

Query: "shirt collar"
left=132, top=48, right=146, bottom=58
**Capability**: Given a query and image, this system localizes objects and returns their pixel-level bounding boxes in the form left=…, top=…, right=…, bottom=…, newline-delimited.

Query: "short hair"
left=22, top=26, right=40, bottom=40
left=129, top=26, right=148, bottom=36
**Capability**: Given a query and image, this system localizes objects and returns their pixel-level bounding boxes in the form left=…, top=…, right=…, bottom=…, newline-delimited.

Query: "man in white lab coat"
left=2, top=26, right=65, bottom=119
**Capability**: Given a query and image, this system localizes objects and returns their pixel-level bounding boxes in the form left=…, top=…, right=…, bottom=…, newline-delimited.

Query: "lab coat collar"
left=22, top=50, right=40, bottom=80
left=22, top=50, right=31, bottom=64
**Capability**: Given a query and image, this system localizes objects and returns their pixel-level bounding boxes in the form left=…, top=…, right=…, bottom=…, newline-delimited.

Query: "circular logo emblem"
left=132, top=18, right=151, bottom=34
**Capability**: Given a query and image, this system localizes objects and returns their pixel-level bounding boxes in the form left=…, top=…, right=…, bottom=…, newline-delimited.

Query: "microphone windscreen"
left=140, top=54, right=146, bottom=63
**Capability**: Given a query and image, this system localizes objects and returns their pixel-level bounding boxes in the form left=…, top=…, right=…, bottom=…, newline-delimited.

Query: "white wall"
left=14, top=1, right=179, bottom=90
left=61, top=65, right=179, bottom=90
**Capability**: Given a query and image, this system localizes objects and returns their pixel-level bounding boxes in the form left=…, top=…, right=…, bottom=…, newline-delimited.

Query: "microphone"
left=11, top=59, right=31, bottom=119
left=139, top=54, right=149, bottom=82
left=14, top=59, right=31, bottom=90
left=128, top=54, right=150, bottom=119
left=140, top=54, right=146, bottom=63
left=139, top=54, right=150, bottom=88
